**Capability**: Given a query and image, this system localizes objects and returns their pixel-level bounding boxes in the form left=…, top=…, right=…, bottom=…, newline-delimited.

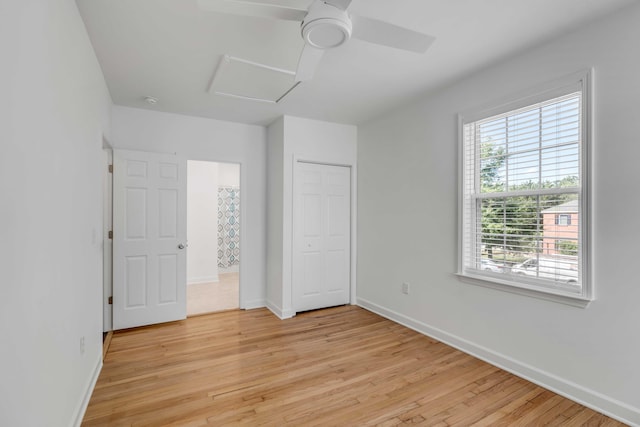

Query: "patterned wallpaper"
left=218, top=186, right=240, bottom=268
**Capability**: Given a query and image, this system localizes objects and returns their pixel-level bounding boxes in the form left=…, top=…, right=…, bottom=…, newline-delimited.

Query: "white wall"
left=266, top=116, right=357, bottom=318
left=111, top=106, right=266, bottom=309
left=218, top=162, right=240, bottom=187
left=0, top=1, right=112, bottom=426
left=187, top=161, right=219, bottom=284
left=357, top=3, right=640, bottom=424
left=266, top=118, right=285, bottom=316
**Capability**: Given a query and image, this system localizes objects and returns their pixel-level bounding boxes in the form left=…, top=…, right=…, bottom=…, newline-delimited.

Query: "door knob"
left=178, top=243, right=186, bottom=250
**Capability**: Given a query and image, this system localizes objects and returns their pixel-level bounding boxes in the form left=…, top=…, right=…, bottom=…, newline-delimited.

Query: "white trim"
left=357, top=298, right=640, bottom=426
left=72, top=355, right=102, bottom=427
left=455, top=273, right=590, bottom=308
left=457, top=114, right=465, bottom=275
left=103, top=147, right=113, bottom=332
left=238, top=161, right=247, bottom=310
left=581, top=68, right=594, bottom=301
left=185, top=158, right=247, bottom=310
left=350, top=163, right=358, bottom=306
left=460, top=69, right=590, bottom=124
left=458, top=69, right=594, bottom=303
left=187, top=275, right=220, bottom=285
left=223, top=55, right=295, bottom=77
left=212, top=90, right=278, bottom=104
left=266, top=300, right=296, bottom=319
left=208, top=55, right=300, bottom=104
left=241, top=298, right=266, bottom=310
left=208, top=55, right=295, bottom=94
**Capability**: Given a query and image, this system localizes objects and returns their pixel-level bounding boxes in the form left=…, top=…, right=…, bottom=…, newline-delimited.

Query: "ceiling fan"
left=198, top=0, right=435, bottom=83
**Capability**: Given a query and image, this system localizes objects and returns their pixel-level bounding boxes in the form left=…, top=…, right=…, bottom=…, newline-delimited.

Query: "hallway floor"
left=186, top=272, right=239, bottom=316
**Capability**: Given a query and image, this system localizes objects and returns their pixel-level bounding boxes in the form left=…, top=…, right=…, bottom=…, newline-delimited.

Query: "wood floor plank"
left=82, top=306, right=627, bottom=426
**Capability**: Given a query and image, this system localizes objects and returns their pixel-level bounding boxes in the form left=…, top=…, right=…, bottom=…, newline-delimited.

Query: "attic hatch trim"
left=208, top=54, right=300, bottom=103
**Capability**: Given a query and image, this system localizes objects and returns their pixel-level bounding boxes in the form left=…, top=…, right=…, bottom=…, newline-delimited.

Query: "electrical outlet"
left=80, top=336, right=85, bottom=355
left=402, top=282, right=410, bottom=295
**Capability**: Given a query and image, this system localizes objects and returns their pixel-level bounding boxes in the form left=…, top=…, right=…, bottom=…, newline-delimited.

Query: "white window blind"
left=460, top=80, right=591, bottom=301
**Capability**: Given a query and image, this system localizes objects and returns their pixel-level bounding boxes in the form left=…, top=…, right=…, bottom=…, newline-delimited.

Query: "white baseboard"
left=72, top=354, right=102, bottom=427
left=241, top=298, right=266, bottom=310
left=187, top=275, right=219, bottom=285
left=266, top=300, right=296, bottom=319
left=357, top=297, right=640, bottom=426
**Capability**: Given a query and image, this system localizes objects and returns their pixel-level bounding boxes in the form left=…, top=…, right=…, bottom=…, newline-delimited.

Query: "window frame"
left=556, top=214, right=571, bottom=226
left=457, top=70, right=593, bottom=307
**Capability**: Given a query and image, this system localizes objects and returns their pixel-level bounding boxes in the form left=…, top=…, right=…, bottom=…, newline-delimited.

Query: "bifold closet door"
left=293, top=161, right=351, bottom=312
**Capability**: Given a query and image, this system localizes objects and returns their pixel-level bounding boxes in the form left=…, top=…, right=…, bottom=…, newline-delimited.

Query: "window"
left=459, top=71, right=592, bottom=304
left=556, top=214, right=571, bottom=226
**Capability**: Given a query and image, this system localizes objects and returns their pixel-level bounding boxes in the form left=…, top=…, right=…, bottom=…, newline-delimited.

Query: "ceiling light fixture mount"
left=144, top=96, right=159, bottom=105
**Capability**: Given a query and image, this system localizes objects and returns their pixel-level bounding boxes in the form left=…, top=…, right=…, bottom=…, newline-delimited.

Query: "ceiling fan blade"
left=295, top=44, right=325, bottom=82
left=323, top=0, right=352, bottom=11
left=351, top=14, right=435, bottom=53
left=197, top=0, right=308, bottom=22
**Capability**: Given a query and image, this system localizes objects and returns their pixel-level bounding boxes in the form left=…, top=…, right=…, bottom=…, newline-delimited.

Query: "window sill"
left=455, top=272, right=593, bottom=308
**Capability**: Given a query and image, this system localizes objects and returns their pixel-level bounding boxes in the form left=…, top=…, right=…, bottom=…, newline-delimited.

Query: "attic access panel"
left=208, top=55, right=299, bottom=103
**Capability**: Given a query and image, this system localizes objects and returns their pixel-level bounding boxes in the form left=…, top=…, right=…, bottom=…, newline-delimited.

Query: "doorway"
left=186, top=160, right=240, bottom=316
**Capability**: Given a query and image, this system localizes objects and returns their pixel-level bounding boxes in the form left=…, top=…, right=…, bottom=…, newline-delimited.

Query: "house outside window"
left=544, top=201, right=578, bottom=255
left=459, top=71, right=592, bottom=304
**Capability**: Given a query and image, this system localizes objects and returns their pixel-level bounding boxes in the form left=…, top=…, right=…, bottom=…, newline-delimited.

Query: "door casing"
left=291, top=159, right=355, bottom=312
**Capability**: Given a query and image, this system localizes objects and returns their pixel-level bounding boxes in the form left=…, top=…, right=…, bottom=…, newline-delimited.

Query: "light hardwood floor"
left=187, top=272, right=239, bottom=316
left=83, top=306, right=625, bottom=426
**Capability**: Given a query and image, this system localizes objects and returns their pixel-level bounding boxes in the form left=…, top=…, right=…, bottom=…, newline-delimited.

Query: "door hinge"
left=108, top=296, right=113, bottom=305
left=108, top=230, right=113, bottom=239
left=108, top=164, right=113, bottom=173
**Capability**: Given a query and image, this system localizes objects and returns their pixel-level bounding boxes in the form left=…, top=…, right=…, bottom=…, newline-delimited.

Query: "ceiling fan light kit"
left=302, top=18, right=351, bottom=48
left=301, top=2, right=352, bottom=49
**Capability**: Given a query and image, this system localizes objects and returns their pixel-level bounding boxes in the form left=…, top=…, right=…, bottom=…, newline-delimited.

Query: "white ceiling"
left=77, top=0, right=636, bottom=126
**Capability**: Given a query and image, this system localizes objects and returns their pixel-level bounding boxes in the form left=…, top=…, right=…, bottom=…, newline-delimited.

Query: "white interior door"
left=112, top=149, right=187, bottom=330
left=293, top=162, right=351, bottom=312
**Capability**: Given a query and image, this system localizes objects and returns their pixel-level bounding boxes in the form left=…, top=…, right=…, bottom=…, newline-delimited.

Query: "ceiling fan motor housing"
left=301, top=1, right=352, bottom=49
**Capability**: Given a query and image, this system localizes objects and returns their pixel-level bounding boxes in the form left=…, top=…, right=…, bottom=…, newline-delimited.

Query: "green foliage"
left=480, top=143, right=578, bottom=257
left=482, top=196, right=539, bottom=253
left=480, top=142, right=505, bottom=192
left=557, top=240, right=578, bottom=256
